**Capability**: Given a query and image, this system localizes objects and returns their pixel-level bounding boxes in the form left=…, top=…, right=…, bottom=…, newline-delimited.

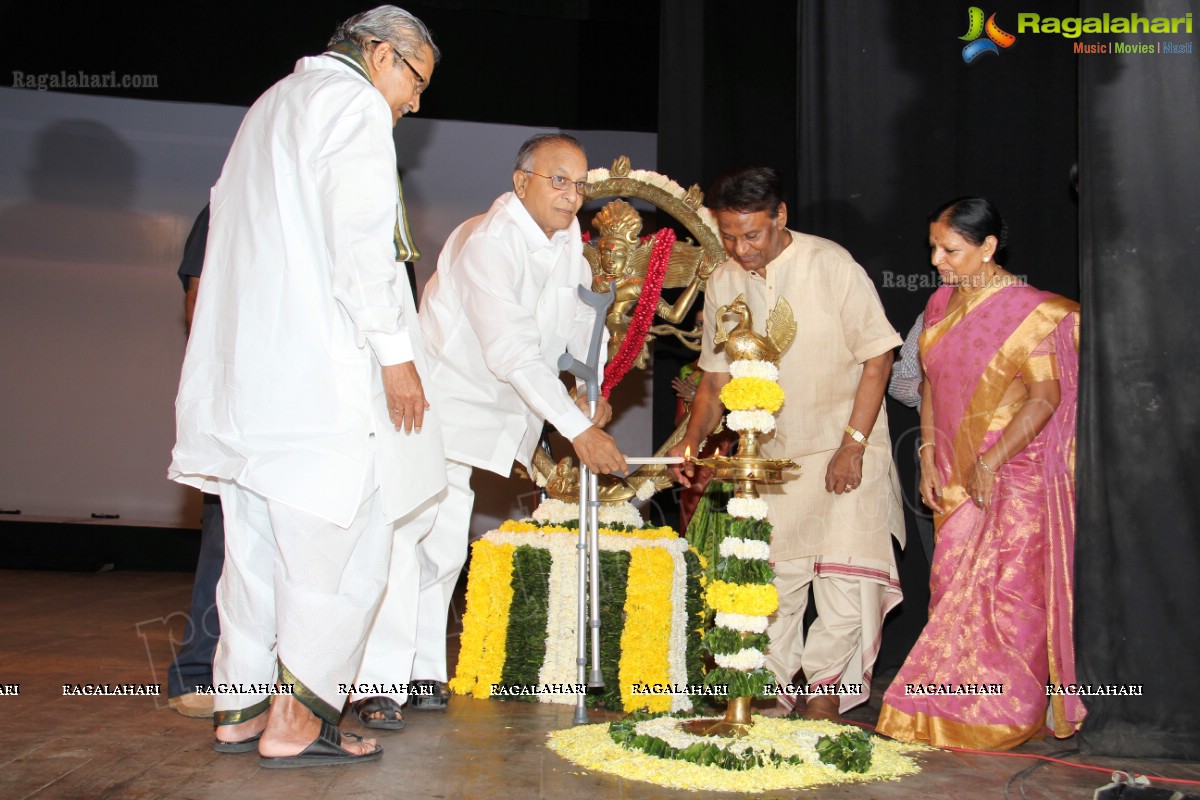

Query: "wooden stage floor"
left=0, top=569, right=1196, bottom=799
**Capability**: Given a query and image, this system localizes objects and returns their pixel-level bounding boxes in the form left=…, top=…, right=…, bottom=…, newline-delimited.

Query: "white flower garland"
left=666, top=545, right=692, bottom=713
left=530, top=498, right=646, bottom=529
left=586, top=167, right=720, bottom=243
left=531, top=498, right=577, bottom=525
left=727, top=496, right=769, bottom=520
left=713, top=647, right=767, bottom=671
left=601, top=502, right=647, bottom=529
left=537, top=533, right=581, bottom=702
left=718, top=536, right=771, bottom=561
left=729, top=360, right=780, bottom=382
left=635, top=481, right=657, bottom=501
left=484, top=530, right=688, bottom=555
left=725, top=409, right=777, bottom=434
left=714, top=612, right=770, bottom=634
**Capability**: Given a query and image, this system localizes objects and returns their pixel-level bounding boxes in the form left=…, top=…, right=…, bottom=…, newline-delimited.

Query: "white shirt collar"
left=502, top=192, right=574, bottom=253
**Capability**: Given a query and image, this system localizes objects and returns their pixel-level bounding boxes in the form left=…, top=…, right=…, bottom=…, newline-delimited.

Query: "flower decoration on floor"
left=547, top=715, right=923, bottom=792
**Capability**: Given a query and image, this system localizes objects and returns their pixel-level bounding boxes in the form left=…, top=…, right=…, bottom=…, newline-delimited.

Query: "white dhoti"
left=761, top=443, right=904, bottom=714
left=354, top=459, right=474, bottom=704
left=764, top=555, right=901, bottom=714
left=213, top=463, right=395, bottom=725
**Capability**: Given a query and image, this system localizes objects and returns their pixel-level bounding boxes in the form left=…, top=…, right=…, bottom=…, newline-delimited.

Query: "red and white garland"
left=600, top=227, right=675, bottom=397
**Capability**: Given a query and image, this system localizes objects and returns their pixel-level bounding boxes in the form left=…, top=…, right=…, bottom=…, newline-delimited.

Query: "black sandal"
left=351, top=696, right=406, bottom=730
left=408, top=680, right=450, bottom=712
left=259, top=720, right=382, bottom=768
left=212, top=731, right=262, bottom=754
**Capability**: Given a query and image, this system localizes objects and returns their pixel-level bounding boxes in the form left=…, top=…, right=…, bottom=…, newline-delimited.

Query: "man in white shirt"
left=352, top=133, right=627, bottom=723
left=170, top=6, right=441, bottom=767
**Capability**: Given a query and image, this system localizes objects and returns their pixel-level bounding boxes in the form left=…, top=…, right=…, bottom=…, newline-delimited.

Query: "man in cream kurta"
left=352, top=134, right=626, bottom=719
left=169, top=8, right=443, bottom=765
left=671, top=167, right=903, bottom=720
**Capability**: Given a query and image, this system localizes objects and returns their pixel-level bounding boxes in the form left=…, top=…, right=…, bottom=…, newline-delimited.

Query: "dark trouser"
left=912, top=440, right=935, bottom=564
left=167, top=493, right=224, bottom=697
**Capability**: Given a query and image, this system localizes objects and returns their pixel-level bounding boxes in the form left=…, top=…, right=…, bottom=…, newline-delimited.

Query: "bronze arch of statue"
left=527, top=156, right=728, bottom=502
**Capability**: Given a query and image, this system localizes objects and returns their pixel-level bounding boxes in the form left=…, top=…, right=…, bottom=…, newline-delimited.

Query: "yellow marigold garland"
left=720, top=377, right=785, bottom=413
left=619, top=547, right=675, bottom=712
left=447, top=540, right=516, bottom=699
left=499, top=519, right=678, bottom=540
left=706, top=579, right=780, bottom=617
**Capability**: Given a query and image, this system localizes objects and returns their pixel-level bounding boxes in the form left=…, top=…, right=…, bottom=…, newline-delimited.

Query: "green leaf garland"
left=497, top=545, right=552, bottom=699
left=714, top=554, right=775, bottom=585
left=590, top=549, right=631, bottom=710
left=727, top=516, right=773, bottom=543
left=704, top=667, right=777, bottom=699
left=683, top=548, right=708, bottom=710
left=702, top=626, right=769, bottom=655
left=609, top=712, right=802, bottom=771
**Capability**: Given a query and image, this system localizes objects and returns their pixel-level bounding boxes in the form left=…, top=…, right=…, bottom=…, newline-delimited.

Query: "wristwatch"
left=844, top=425, right=868, bottom=446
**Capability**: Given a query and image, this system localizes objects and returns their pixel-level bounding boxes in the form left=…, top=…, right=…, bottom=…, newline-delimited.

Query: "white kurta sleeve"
left=314, top=97, right=414, bottom=366
left=455, top=238, right=593, bottom=441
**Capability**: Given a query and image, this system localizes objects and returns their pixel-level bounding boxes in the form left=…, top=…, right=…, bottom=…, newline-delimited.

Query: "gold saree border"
left=213, top=697, right=270, bottom=726
left=932, top=295, right=1078, bottom=523
left=919, top=279, right=1009, bottom=354
left=877, top=703, right=1043, bottom=751
left=279, top=660, right=340, bottom=725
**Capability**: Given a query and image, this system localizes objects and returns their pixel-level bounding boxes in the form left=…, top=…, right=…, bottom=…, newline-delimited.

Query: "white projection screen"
left=0, top=86, right=657, bottom=535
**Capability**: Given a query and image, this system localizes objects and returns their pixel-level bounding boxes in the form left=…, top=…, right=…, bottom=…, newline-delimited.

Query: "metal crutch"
left=557, top=283, right=614, bottom=725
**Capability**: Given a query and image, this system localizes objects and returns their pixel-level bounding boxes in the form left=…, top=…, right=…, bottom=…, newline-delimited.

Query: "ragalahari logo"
left=960, top=7, right=1017, bottom=63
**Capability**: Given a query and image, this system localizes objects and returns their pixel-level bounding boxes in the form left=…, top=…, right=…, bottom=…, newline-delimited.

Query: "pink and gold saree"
left=876, top=282, right=1086, bottom=750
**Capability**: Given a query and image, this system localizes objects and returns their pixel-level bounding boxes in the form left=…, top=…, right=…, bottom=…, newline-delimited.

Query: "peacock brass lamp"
left=681, top=293, right=798, bottom=737
left=689, top=294, right=798, bottom=500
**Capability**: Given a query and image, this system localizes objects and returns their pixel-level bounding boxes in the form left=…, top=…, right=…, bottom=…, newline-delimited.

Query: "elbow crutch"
left=557, top=283, right=614, bottom=725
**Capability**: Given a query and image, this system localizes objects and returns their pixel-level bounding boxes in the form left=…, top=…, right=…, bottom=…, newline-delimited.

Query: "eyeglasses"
left=393, top=50, right=428, bottom=91
left=372, top=40, right=428, bottom=91
left=524, top=170, right=588, bottom=195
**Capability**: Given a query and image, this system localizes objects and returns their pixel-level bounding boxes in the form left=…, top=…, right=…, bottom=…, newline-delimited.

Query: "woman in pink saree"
left=877, top=198, right=1086, bottom=750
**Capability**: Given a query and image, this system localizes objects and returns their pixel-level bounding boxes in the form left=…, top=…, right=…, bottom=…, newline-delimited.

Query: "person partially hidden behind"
left=166, top=204, right=224, bottom=719
left=876, top=197, right=1085, bottom=750
left=669, top=166, right=905, bottom=721
left=351, top=132, right=627, bottom=728
left=169, top=6, right=442, bottom=767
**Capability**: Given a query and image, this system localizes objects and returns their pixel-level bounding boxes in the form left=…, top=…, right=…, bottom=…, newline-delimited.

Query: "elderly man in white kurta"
left=670, top=167, right=904, bottom=721
left=352, top=134, right=627, bottom=722
left=169, top=7, right=442, bottom=767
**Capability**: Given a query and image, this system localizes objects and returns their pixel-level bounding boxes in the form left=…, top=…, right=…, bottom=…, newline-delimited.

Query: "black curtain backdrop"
left=1075, top=0, right=1200, bottom=760
left=0, top=1, right=660, bottom=132
left=658, top=0, right=1081, bottom=673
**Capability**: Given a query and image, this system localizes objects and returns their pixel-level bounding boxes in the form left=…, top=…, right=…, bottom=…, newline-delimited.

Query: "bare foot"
left=802, top=695, right=840, bottom=721
left=258, top=694, right=377, bottom=757
left=215, top=712, right=268, bottom=744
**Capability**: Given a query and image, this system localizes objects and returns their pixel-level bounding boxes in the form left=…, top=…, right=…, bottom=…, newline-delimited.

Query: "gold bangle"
left=844, top=425, right=868, bottom=446
left=917, top=442, right=935, bottom=454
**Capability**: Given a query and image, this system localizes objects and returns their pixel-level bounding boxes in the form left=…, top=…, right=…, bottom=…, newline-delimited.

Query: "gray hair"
left=330, top=5, right=440, bottom=64
left=514, top=133, right=586, bottom=172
